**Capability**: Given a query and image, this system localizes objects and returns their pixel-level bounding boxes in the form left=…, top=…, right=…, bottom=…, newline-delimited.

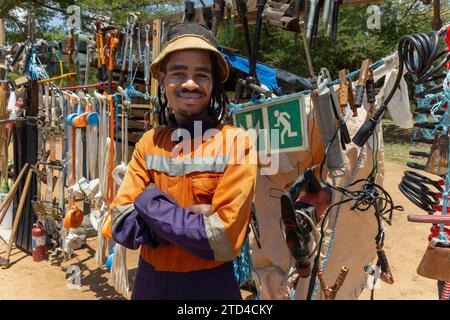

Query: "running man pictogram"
left=273, top=110, right=298, bottom=145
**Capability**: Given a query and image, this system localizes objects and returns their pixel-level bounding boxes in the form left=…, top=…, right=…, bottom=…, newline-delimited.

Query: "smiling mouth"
left=177, top=93, right=204, bottom=100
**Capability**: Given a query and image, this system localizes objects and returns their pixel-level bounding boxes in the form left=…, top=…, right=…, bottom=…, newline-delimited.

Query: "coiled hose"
left=353, top=30, right=450, bottom=147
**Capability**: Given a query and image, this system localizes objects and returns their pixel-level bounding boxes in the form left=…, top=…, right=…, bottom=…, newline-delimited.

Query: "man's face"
left=159, top=49, right=213, bottom=123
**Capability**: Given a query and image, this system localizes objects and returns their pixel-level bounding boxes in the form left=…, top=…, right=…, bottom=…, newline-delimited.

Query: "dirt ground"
left=0, top=161, right=440, bottom=300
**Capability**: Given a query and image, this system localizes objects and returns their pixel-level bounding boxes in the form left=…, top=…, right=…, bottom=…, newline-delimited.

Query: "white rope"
left=95, top=209, right=106, bottom=266
left=112, top=98, right=128, bottom=186
left=108, top=244, right=129, bottom=296
left=95, top=132, right=111, bottom=266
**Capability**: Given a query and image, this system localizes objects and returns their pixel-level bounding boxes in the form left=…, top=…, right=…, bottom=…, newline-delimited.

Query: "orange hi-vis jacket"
left=110, top=122, right=257, bottom=272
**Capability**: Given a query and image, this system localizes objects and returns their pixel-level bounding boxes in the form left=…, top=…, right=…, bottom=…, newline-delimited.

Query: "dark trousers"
left=131, top=258, right=242, bottom=300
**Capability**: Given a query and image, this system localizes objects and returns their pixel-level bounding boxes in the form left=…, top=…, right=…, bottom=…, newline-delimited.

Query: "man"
left=109, top=22, right=257, bottom=300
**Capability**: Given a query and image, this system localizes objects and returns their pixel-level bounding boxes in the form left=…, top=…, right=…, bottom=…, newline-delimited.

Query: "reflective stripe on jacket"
left=110, top=123, right=257, bottom=272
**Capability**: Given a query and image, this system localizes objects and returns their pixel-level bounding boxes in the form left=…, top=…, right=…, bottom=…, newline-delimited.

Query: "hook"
left=127, top=13, right=139, bottom=28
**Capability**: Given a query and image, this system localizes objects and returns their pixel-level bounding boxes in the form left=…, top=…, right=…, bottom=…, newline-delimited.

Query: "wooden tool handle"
left=109, top=38, right=119, bottom=71
left=357, top=59, right=372, bottom=86
left=0, top=163, right=29, bottom=216
left=3, top=168, right=33, bottom=263
left=432, top=0, right=443, bottom=31
left=338, top=69, right=349, bottom=108
left=95, top=33, right=103, bottom=68
left=408, top=214, right=450, bottom=224
left=332, top=266, right=349, bottom=292
left=104, top=32, right=111, bottom=67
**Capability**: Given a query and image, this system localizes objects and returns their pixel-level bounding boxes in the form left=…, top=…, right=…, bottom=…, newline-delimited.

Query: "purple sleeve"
left=112, top=208, right=170, bottom=250
left=134, top=187, right=215, bottom=261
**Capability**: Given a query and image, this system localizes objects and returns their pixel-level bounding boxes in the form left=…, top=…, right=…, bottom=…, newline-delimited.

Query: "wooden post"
left=151, top=19, right=161, bottom=98
left=0, top=18, right=5, bottom=80
left=150, top=19, right=161, bottom=127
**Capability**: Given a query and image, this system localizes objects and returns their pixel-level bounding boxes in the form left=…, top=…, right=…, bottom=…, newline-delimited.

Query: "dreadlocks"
left=157, top=52, right=229, bottom=127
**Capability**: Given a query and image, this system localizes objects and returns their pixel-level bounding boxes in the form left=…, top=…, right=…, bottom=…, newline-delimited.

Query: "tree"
left=1, top=0, right=183, bottom=43
left=217, top=0, right=450, bottom=80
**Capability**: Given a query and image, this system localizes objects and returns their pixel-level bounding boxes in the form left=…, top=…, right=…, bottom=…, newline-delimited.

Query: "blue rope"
left=290, top=288, right=296, bottom=300
left=311, top=208, right=341, bottom=300
left=232, top=234, right=262, bottom=300
left=123, top=61, right=148, bottom=100
left=413, top=72, right=450, bottom=243
left=233, top=235, right=254, bottom=285
left=438, top=73, right=450, bottom=242
left=329, top=59, right=386, bottom=86
left=413, top=84, right=433, bottom=139
left=125, top=83, right=147, bottom=99
left=27, top=44, right=49, bottom=80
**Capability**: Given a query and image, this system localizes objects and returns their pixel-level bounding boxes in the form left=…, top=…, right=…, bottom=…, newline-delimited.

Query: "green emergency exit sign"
left=232, top=93, right=308, bottom=153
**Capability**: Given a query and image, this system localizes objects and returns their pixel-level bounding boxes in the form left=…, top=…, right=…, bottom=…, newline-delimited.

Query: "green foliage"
left=217, top=0, right=450, bottom=80
left=1, top=0, right=182, bottom=43
left=3, top=0, right=450, bottom=82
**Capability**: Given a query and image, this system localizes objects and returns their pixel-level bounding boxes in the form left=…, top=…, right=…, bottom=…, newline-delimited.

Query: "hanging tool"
left=236, top=0, right=253, bottom=69
left=322, top=0, right=332, bottom=28
left=126, top=14, right=138, bottom=88
left=112, top=95, right=129, bottom=186
left=119, top=17, right=132, bottom=88
left=338, top=69, right=356, bottom=116
left=309, top=0, right=323, bottom=49
left=7, top=43, right=26, bottom=71
left=320, top=68, right=351, bottom=146
left=116, top=28, right=125, bottom=67
left=95, top=20, right=106, bottom=82
left=317, top=266, right=349, bottom=300
left=365, top=69, right=376, bottom=105
left=65, top=31, right=77, bottom=86
left=108, top=34, right=119, bottom=94
left=306, top=0, right=319, bottom=40
left=433, top=0, right=443, bottom=31
left=353, top=59, right=372, bottom=109
left=144, top=24, right=151, bottom=99
left=64, top=94, right=84, bottom=230
left=280, top=168, right=331, bottom=278
left=331, top=0, right=340, bottom=41
left=104, top=32, right=112, bottom=81
left=235, top=0, right=254, bottom=101
left=136, top=25, right=143, bottom=66
left=212, top=0, right=225, bottom=36
left=353, top=29, right=450, bottom=147
left=184, top=1, right=196, bottom=22
left=312, top=86, right=345, bottom=169
left=250, top=0, right=267, bottom=80
left=223, top=5, right=235, bottom=45
left=372, top=198, right=394, bottom=285
left=235, top=0, right=270, bottom=99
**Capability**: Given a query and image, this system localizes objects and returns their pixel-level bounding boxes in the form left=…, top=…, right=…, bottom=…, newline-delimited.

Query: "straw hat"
left=150, top=22, right=229, bottom=82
